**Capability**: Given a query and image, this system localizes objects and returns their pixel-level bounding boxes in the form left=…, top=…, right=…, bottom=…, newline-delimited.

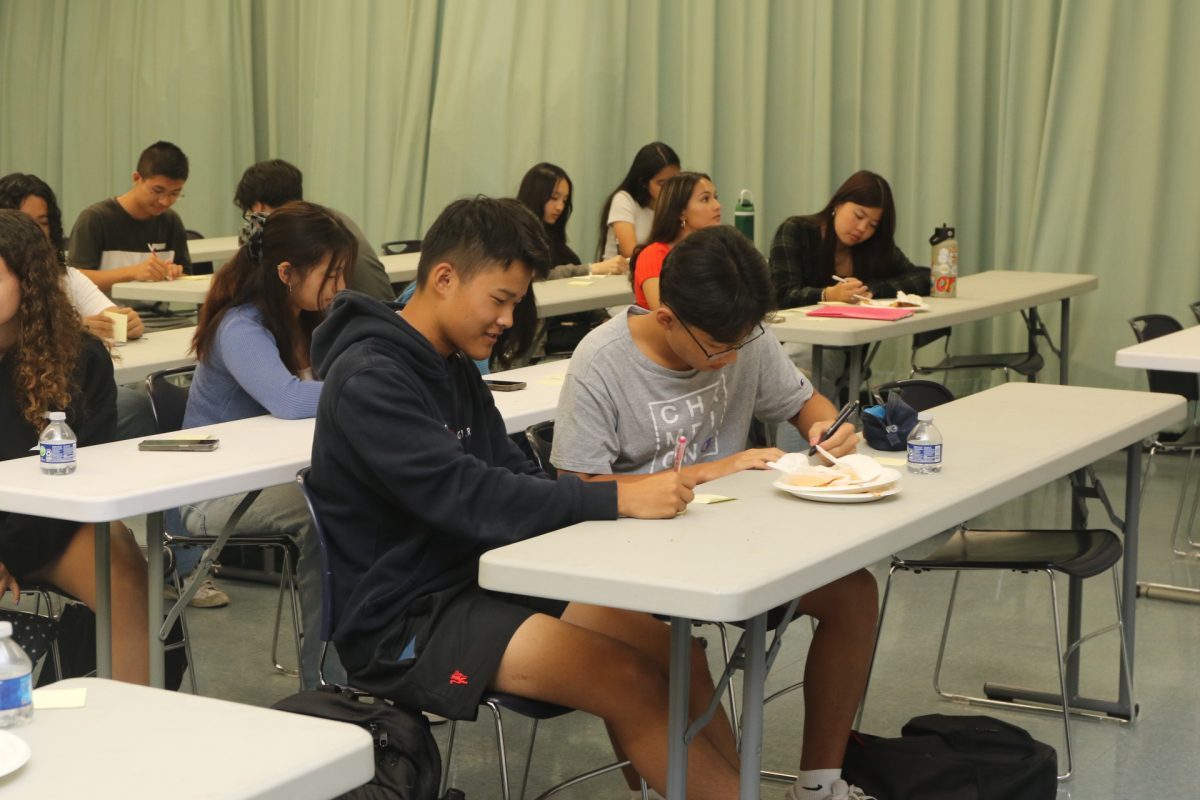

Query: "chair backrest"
left=911, top=327, right=952, bottom=353
left=381, top=239, right=421, bottom=255
left=525, top=420, right=556, bottom=479
left=1190, top=301, right=1200, bottom=325
left=145, top=366, right=196, bottom=433
left=295, top=468, right=337, bottom=682
left=876, top=379, right=956, bottom=412
left=1128, top=314, right=1199, bottom=402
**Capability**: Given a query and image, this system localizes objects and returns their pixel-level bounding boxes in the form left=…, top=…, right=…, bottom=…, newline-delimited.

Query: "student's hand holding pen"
left=825, top=275, right=872, bottom=303
left=133, top=250, right=182, bottom=281
left=616, top=471, right=696, bottom=518
left=807, top=401, right=861, bottom=460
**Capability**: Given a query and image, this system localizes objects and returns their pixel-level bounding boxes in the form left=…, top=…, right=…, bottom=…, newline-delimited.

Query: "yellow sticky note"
left=178, top=274, right=209, bottom=281
left=537, top=375, right=565, bottom=386
left=32, top=687, right=87, bottom=709
left=691, top=494, right=736, bottom=505
left=567, top=279, right=594, bottom=286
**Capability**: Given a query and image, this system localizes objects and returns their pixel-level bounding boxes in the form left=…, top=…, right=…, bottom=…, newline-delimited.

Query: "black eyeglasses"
left=676, top=318, right=766, bottom=361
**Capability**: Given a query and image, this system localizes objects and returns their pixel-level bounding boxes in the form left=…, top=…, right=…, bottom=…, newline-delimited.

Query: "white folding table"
left=1115, top=323, right=1200, bottom=602
left=770, top=270, right=1097, bottom=393
left=2, top=677, right=372, bottom=798
left=111, top=270, right=633, bottom=319
left=187, top=235, right=240, bottom=266
left=110, top=325, right=197, bottom=385
left=479, top=382, right=1184, bottom=799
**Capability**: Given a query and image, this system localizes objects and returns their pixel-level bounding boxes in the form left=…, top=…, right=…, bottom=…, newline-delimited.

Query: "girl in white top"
left=595, top=142, right=681, bottom=260
left=0, top=173, right=144, bottom=340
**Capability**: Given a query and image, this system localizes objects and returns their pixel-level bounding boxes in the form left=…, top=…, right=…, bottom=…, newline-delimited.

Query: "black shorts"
left=338, top=584, right=567, bottom=721
left=0, top=512, right=80, bottom=580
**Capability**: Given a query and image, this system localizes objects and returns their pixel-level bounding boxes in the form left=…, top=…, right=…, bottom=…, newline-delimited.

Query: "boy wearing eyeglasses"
left=68, top=140, right=190, bottom=293
left=553, top=225, right=878, bottom=800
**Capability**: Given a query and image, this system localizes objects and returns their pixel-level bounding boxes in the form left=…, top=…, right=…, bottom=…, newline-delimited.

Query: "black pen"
left=809, top=400, right=859, bottom=455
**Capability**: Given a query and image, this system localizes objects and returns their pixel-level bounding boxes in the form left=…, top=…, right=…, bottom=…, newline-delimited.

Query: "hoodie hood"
left=312, top=290, right=447, bottom=382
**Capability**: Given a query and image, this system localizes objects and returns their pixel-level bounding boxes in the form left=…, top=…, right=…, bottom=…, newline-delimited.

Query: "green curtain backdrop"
left=1, top=0, right=1197, bottom=390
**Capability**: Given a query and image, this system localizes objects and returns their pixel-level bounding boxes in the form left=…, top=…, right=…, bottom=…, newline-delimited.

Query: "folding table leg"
left=667, top=617, right=692, bottom=800
left=94, top=521, right=112, bottom=679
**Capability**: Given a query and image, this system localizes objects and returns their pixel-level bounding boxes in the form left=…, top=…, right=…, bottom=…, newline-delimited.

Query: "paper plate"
left=774, top=478, right=901, bottom=503
left=774, top=468, right=901, bottom=495
left=0, top=729, right=31, bottom=778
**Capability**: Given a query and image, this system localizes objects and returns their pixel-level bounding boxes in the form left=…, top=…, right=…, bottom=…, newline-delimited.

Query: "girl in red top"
left=630, top=172, right=722, bottom=308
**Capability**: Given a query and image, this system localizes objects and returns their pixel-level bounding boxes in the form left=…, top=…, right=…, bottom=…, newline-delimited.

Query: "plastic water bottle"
left=39, top=410, right=76, bottom=475
left=0, top=621, right=33, bottom=728
left=907, top=411, right=943, bottom=474
left=734, top=190, right=755, bottom=242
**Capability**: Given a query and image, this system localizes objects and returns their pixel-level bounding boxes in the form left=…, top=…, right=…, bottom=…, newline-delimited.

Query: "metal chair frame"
left=146, top=366, right=303, bottom=680
left=910, top=309, right=1054, bottom=383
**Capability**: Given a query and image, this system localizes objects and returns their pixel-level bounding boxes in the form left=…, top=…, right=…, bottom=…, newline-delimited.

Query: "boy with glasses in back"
left=68, top=140, right=191, bottom=293
left=552, top=225, right=878, bottom=800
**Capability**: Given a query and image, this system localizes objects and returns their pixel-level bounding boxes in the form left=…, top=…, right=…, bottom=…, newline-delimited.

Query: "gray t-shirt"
left=552, top=307, right=812, bottom=475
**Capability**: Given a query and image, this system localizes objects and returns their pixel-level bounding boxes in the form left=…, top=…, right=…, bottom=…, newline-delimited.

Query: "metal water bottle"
left=929, top=223, right=958, bottom=298
left=734, top=190, right=755, bottom=241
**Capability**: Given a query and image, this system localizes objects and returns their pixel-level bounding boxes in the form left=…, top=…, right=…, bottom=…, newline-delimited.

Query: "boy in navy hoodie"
left=309, top=197, right=742, bottom=798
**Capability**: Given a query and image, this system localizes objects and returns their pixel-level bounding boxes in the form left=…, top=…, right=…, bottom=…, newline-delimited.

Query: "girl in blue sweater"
left=176, top=201, right=355, bottom=688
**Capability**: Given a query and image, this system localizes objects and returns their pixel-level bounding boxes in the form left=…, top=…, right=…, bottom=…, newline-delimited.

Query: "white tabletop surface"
left=479, top=382, right=1184, bottom=622
left=187, top=235, right=240, bottom=265
left=770, top=270, right=1097, bottom=347
left=0, top=359, right=565, bottom=523
left=0, top=415, right=315, bottom=522
left=111, top=270, right=634, bottom=318
left=1114, top=324, right=1200, bottom=373
left=110, top=325, right=197, bottom=385
left=380, top=251, right=419, bottom=283
left=1, top=678, right=372, bottom=799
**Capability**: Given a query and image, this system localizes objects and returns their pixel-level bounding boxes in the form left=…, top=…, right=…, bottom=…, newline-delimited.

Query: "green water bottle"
left=734, top=190, right=755, bottom=241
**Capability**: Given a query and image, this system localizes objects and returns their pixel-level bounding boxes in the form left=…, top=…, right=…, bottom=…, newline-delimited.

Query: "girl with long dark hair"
left=515, top=162, right=627, bottom=277
left=596, top=142, right=681, bottom=260
left=629, top=172, right=722, bottom=309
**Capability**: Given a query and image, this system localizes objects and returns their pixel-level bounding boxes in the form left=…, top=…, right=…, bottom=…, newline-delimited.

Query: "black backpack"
left=272, top=685, right=448, bottom=800
left=842, top=714, right=1058, bottom=799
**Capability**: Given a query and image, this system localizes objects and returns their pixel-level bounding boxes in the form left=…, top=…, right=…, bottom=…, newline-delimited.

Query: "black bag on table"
left=861, top=391, right=919, bottom=451
left=272, top=684, right=448, bottom=800
left=842, top=714, right=1058, bottom=799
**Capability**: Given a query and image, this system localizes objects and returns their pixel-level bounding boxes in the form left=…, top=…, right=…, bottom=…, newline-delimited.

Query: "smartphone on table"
left=138, top=438, right=220, bottom=452
left=484, top=380, right=526, bottom=392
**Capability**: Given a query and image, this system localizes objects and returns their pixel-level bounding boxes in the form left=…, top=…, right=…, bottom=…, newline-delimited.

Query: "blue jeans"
left=179, top=483, right=345, bottom=690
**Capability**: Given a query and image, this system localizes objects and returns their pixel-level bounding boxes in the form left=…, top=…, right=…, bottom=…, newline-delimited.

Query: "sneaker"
left=164, top=576, right=230, bottom=608
left=788, top=780, right=876, bottom=800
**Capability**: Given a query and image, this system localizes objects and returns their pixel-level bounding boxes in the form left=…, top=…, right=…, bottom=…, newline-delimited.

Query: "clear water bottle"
left=907, top=411, right=943, bottom=474
left=39, top=410, right=76, bottom=475
left=0, top=621, right=34, bottom=728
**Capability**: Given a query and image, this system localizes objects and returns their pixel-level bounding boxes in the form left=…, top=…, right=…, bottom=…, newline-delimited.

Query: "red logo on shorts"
left=449, top=670, right=469, bottom=686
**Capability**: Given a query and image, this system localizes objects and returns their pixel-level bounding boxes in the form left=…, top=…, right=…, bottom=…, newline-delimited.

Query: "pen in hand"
left=673, top=435, right=688, bottom=473
left=809, top=401, right=858, bottom=456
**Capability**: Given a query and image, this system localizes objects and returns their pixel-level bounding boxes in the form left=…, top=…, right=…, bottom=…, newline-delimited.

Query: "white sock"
left=791, top=768, right=842, bottom=799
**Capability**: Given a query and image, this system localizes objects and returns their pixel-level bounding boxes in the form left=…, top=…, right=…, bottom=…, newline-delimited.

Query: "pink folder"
left=806, top=306, right=915, bottom=321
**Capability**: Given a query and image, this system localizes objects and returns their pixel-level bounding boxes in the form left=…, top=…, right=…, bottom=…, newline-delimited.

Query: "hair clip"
left=239, top=211, right=268, bottom=263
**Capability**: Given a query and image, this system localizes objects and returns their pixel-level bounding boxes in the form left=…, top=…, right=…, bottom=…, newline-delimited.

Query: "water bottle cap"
left=46, top=411, right=66, bottom=421
left=738, top=189, right=754, bottom=204
left=0, top=621, right=11, bottom=638
left=917, top=411, right=933, bottom=422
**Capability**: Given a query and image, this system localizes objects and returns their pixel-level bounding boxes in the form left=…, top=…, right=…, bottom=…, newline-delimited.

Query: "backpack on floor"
left=842, top=714, right=1058, bottom=800
left=272, top=684, right=449, bottom=800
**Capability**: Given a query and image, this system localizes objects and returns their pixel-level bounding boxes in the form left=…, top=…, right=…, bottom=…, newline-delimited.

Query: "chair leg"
left=441, top=720, right=458, bottom=797
left=1045, top=571, right=1074, bottom=780
left=170, top=568, right=199, bottom=693
left=931, top=570, right=963, bottom=700
left=855, top=563, right=900, bottom=729
left=284, top=546, right=303, bottom=683
left=486, top=700, right=513, bottom=800
left=1170, top=449, right=1197, bottom=556
left=517, top=718, right=539, bottom=800
left=1111, top=569, right=1138, bottom=721
left=270, top=545, right=301, bottom=678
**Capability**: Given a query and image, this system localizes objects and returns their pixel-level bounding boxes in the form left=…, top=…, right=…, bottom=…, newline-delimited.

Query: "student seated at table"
left=630, top=171, right=722, bottom=310
left=233, top=159, right=393, bottom=302
left=0, top=209, right=150, bottom=685
left=769, top=170, right=929, bottom=307
left=67, top=141, right=190, bottom=293
left=308, top=196, right=745, bottom=799
left=516, top=162, right=628, bottom=278
left=552, top=225, right=878, bottom=800
left=596, top=142, right=681, bottom=260
left=0, top=173, right=156, bottom=441
left=175, top=201, right=354, bottom=689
